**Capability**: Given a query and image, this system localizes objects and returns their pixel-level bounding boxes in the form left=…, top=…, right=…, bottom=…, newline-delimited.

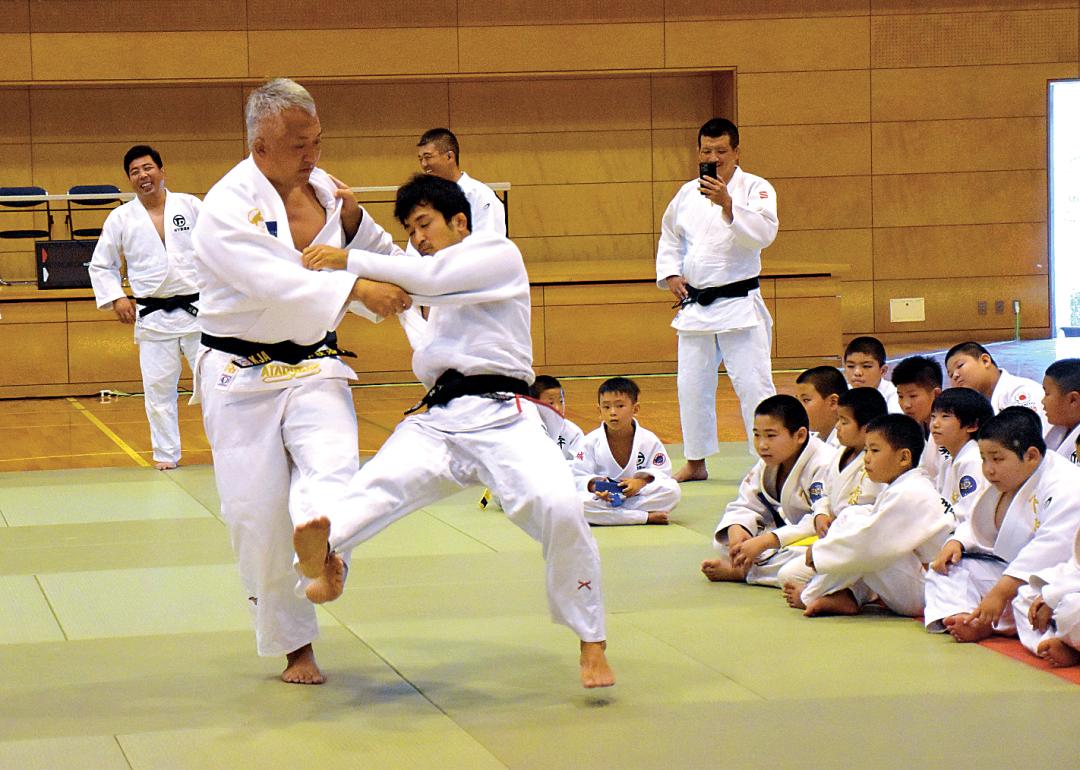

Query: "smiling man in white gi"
left=89, top=145, right=202, bottom=470
left=192, top=78, right=410, bottom=685
left=657, top=118, right=778, bottom=481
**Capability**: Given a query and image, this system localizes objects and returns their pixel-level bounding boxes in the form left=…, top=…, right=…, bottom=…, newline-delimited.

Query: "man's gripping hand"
left=328, top=174, right=362, bottom=242
left=350, top=278, right=411, bottom=317
left=113, top=297, right=136, bottom=324
left=665, top=275, right=689, bottom=302
left=302, top=244, right=349, bottom=271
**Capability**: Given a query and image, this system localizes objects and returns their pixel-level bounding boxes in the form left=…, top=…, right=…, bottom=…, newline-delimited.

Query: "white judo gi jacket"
left=89, top=191, right=202, bottom=335
left=935, top=439, right=986, bottom=525
left=714, top=435, right=834, bottom=547
left=571, top=420, right=673, bottom=489
left=1045, top=423, right=1080, bottom=465
left=457, top=172, right=506, bottom=237
left=991, top=369, right=1048, bottom=431
left=810, top=447, right=885, bottom=523
left=1024, top=527, right=1080, bottom=642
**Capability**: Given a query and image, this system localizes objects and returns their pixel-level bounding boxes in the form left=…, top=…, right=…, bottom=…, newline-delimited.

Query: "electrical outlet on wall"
left=995, top=300, right=1005, bottom=314
left=978, top=301, right=987, bottom=315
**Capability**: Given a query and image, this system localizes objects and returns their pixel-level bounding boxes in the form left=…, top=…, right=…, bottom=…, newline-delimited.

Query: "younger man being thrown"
left=573, top=377, right=680, bottom=526
left=295, top=174, right=614, bottom=688
left=701, top=395, right=833, bottom=586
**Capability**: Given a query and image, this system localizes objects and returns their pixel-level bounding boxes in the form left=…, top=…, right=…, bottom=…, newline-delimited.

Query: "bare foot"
left=1037, top=637, right=1080, bottom=667
left=782, top=580, right=807, bottom=609
left=804, top=589, right=860, bottom=617
left=294, top=517, right=331, bottom=579
left=943, top=613, right=993, bottom=643
left=580, top=640, right=615, bottom=688
left=281, top=643, right=325, bottom=685
left=701, top=557, right=747, bottom=582
left=305, top=551, right=346, bottom=604
left=154, top=461, right=177, bottom=471
left=646, top=511, right=669, bottom=525
left=673, top=460, right=708, bottom=483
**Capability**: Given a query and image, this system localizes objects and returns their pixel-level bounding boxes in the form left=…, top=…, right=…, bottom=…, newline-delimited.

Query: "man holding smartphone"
left=655, top=118, right=778, bottom=480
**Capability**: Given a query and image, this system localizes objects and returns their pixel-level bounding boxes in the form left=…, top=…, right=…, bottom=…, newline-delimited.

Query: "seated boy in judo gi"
left=891, top=354, right=947, bottom=479
left=795, top=365, right=847, bottom=448
left=532, top=374, right=586, bottom=462
left=779, top=386, right=888, bottom=602
left=945, top=341, right=1048, bottom=431
left=701, top=394, right=834, bottom=586
left=843, top=336, right=900, bottom=413
left=1042, top=358, right=1080, bottom=464
left=1013, top=523, right=1080, bottom=668
left=789, top=414, right=955, bottom=617
left=925, top=407, right=1080, bottom=643
left=572, top=376, right=680, bottom=526
left=929, top=387, right=993, bottom=525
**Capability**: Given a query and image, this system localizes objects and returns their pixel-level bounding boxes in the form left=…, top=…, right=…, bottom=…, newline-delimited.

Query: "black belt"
left=200, top=331, right=356, bottom=368
left=674, top=277, right=760, bottom=309
left=135, top=293, right=200, bottom=318
left=405, top=368, right=530, bottom=415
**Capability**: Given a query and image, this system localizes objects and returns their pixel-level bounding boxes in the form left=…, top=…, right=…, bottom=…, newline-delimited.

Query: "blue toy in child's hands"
left=593, top=478, right=624, bottom=507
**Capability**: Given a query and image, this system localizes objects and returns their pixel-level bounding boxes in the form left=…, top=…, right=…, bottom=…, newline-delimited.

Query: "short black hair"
left=865, top=413, right=925, bottom=466
left=530, top=374, right=562, bottom=398
left=837, top=386, right=888, bottom=428
left=796, top=366, right=848, bottom=399
left=754, top=394, right=809, bottom=435
left=891, top=355, right=944, bottom=390
left=698, top=118, right=739, bottom=149
left=597, top=376, right=639, bottom=403
left=394, top=173, right=472, bottom=232
left=123, top=144, right=162, bottom=174
left=417, top=127, right=460, bottom=164
left=931, top=387, right=994, bottom=433
left=844, top=336, right=887, bottom=366
left=978, top=406, right=1046, bottom=459
left=1045, top=358, right=1080, bottom=396
left=945, top=341, right=996, bottom=368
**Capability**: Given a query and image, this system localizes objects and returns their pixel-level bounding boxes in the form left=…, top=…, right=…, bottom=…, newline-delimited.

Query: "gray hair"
left=245, top=78, right=317, bottom=150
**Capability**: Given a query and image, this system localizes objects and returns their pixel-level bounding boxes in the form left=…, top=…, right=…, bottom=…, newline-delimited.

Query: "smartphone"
left=699, top=161, right=717, bottom=179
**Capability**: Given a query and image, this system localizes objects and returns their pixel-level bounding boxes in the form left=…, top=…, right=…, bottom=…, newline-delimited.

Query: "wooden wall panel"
left=740, top=124, right=871, bottom=179
left=67, top=318, right=141, bottom=382
left=29, top=87, right=242, bottom=144
left=307, top=84, right=449, bottom=139
left=840, top=280, right=875, bottom=333
left=0, top=34, right=31, bottom=82
left=871, top=8, right=1077, bottom=68
left=30, top=32, right=249, bottom=81
left=651, top=179, right=685, bottom=233
left=872, top=117, right=1045, bottom=174
left=651, top=128, right=697, bottom=182
left=0, top=300, right=64, bottom=322
left=872, top=1, right=1074, bottom=12
left=0, top=89, right=29, bottom=144
left=765, top=229, right=873, bottom=280
left=250, top=29, right=458, bottom=78
left=510, top=182, right=652, bottom=238
left=651, top=74, right=718, bottom=129
left=873, top=275, right=1049, bottom=332
left=666, top=17, right=870, bottom=71
left=871, top=63, right=1077, bottom=121
left=667, top=0, right=869, bottom=20
left=0, top=322, right=66, bottom=385
left=872, top=170, right=1045, bottom=228
left=739, top=71, right=870, bottom=126
left=335, top=314, right=414, bottom=373
left=29, top=1, right=245, bottom=32
left=459, top=0, right=663, bottom=26
left=543, top=302, right=675, bottom=366
left=873, top=223, right=1047, bottom=280
left=0, top=1, right=28, bottom=32
left=319, top=137, right=423, bottom=188
left=247, top=0, right=452, bottom=30
left=467, top=131, right=652, bottom=186
left=771, top=176, right=873, bottom=230
left=516, top=234, right=655, bottom=263
left=459, top=23, right=664, bottom=72
left=775, top=296, right=842, bottom=358
left=450, top=78, right=651, bottom=133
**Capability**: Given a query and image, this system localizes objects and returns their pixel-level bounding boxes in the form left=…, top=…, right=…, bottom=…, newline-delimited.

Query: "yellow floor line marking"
left=66, top=398, right=150, bottom=467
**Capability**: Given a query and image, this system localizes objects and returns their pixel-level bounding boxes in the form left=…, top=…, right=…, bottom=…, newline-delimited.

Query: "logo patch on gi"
left=172, top=214, right=189, bottom=231
left=248, top=208, right=264, bottom=226
left=808, top=481, right=824, bottom=503
left=759, top=190, right=769, bottom=199
left=576, top=451, right=585, bottom=461
left=260, top=362, right=321, bottom=383
left=636, top=451, right=646, bottom=469
left=958, top=475, right=977, bottom=497
left=266, top=220, right=278, bottom=237
left=1072, top=451, right=1078, bottom=465
left=653, top=453, right=667, bottom=467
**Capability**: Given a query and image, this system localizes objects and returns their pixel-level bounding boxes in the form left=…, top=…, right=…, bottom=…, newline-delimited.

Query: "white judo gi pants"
left=1012, top=582, right=1080, bottom=654
left=677, top=317, right=775, bottom=458
left=326, top=406, right=607, bottom=642
left=137, top=329, right=200, bottom=464
left=799, top=556, right=928, bottom=617
left=581, top=478, right=681, bottom=526
left=923, top=557, right=1016, bottom=633
left=198, top=354, right=360, bottom=657
left=714, top=540, right=806, bottom=588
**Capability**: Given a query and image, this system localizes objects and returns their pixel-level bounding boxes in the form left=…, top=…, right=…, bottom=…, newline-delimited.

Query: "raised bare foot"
left=646, top=511, right=670, bottom=525
left=580, top=640, right=615, bottom=689
left=804, top=589, right=859, bottom=617
left=305, top=550, right=346, bottom=604
left=281, top=643, right=325, bottom=685
left=673, top=460, right=708, bottom=483
left=701, top=557, right=746, bottom=582
left=154, top=461, right=177, bottom=471
left=943, top=613, right=993, bottom=643
left=294, top=516, right=331, bottom=579
left=782, top=580, right=807, bottom=609
left=1037, top=637, right=1080, bottom=667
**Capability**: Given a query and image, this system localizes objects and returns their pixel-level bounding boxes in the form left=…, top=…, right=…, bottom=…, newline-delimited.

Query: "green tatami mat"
left=0, top=575, right=65, bottom=644
left=0, top=736, right=129, bottom=770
